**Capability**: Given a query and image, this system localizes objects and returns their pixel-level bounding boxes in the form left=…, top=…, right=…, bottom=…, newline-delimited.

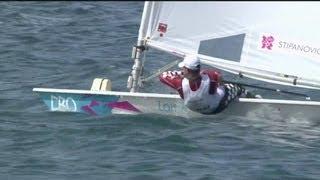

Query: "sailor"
left=159, top=54, right=248, bottom=114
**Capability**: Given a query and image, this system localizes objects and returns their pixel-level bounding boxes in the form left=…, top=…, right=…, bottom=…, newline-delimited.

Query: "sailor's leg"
left=212, top=83, right=243, bottom=114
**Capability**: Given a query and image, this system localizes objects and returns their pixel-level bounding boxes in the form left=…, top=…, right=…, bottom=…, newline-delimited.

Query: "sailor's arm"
left=201, top=69, right=222, bottom=94
left=201, top=69, right=222, bottom=82
left=159, top=70, right=184, bottom=98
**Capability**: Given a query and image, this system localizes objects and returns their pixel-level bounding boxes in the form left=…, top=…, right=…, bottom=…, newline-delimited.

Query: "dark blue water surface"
left=1, top=2, right=320, bottom=179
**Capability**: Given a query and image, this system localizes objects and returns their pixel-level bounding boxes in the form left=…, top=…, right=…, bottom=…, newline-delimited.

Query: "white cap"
left=178, top=55, right=200, bottom=70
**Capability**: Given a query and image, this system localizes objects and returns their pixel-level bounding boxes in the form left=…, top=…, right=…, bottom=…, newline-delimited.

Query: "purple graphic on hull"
left=81, top=106, right=98, bottom=116
left=81, top=100, right=101, bottom=116
left=81, top=100, right=141, bottom=116
left=90, top=100, right=100, bottom=107
left=107, top=101, right=141, bottom=112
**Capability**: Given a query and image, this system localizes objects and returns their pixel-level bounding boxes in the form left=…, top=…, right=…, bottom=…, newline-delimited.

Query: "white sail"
left=142, top=2, right=320, bottom=89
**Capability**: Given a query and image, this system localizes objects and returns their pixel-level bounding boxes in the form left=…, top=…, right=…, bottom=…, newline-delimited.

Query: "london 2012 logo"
left=261, top=35, right=274, bottom=50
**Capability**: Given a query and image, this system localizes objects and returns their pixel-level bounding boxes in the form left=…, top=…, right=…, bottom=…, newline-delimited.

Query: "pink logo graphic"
left=107, top=101, right=141, bottom=112
left=261, top=35, right=274, bottom=50
left=81, top=100, right=141, bottom=116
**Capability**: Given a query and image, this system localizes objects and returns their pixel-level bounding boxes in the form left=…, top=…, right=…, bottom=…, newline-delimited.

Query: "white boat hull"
left=32, top=88, right=320, bottom=120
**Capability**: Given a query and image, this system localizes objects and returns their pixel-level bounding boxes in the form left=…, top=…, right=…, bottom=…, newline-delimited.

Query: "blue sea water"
left=1, top=2, right=320, bottom=179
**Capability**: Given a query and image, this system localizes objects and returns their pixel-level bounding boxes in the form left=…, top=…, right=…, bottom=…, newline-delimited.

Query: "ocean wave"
left=20, top=13, right=72, bottom=26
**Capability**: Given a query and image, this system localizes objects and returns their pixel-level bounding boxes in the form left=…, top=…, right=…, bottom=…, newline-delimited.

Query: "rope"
left=141, top=59, right=180, bottom=83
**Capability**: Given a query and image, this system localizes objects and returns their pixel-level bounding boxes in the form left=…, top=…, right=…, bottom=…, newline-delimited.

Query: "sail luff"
left=137, top=2, right=152, bottom=42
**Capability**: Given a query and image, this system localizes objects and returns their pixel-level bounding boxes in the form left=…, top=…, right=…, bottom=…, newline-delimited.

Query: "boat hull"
left=33, top=88, right=320, bottom=120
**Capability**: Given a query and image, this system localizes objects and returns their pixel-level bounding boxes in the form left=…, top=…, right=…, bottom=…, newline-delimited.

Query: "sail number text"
left=158, top=101, right=188, bottom=113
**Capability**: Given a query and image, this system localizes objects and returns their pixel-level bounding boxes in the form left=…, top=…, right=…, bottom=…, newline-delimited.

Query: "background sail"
left=143, top=2, right=320, bottom=89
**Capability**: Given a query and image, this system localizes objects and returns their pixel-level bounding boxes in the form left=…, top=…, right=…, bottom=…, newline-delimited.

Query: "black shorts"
left=212, top=83, right=245, bottom=114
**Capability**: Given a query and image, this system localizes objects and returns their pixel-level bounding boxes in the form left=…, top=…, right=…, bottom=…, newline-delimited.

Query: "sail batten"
left=142, top=1, right=320, bottom=90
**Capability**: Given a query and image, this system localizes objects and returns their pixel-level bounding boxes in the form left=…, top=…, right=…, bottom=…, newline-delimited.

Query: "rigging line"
left=141, top=60, right=180, bottom=82
left=223, top=80, right=311, bottom=100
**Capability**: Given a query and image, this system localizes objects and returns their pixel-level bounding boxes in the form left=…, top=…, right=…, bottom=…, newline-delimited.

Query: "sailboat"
left=33, top=2, right=320, bottom=120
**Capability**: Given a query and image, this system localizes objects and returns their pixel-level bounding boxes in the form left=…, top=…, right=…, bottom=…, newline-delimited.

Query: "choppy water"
left=1, top=2, right=320, bottom=179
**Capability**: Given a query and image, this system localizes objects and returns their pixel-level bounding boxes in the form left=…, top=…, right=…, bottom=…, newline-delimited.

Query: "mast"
left=128, top=2, right=152, bottom=93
